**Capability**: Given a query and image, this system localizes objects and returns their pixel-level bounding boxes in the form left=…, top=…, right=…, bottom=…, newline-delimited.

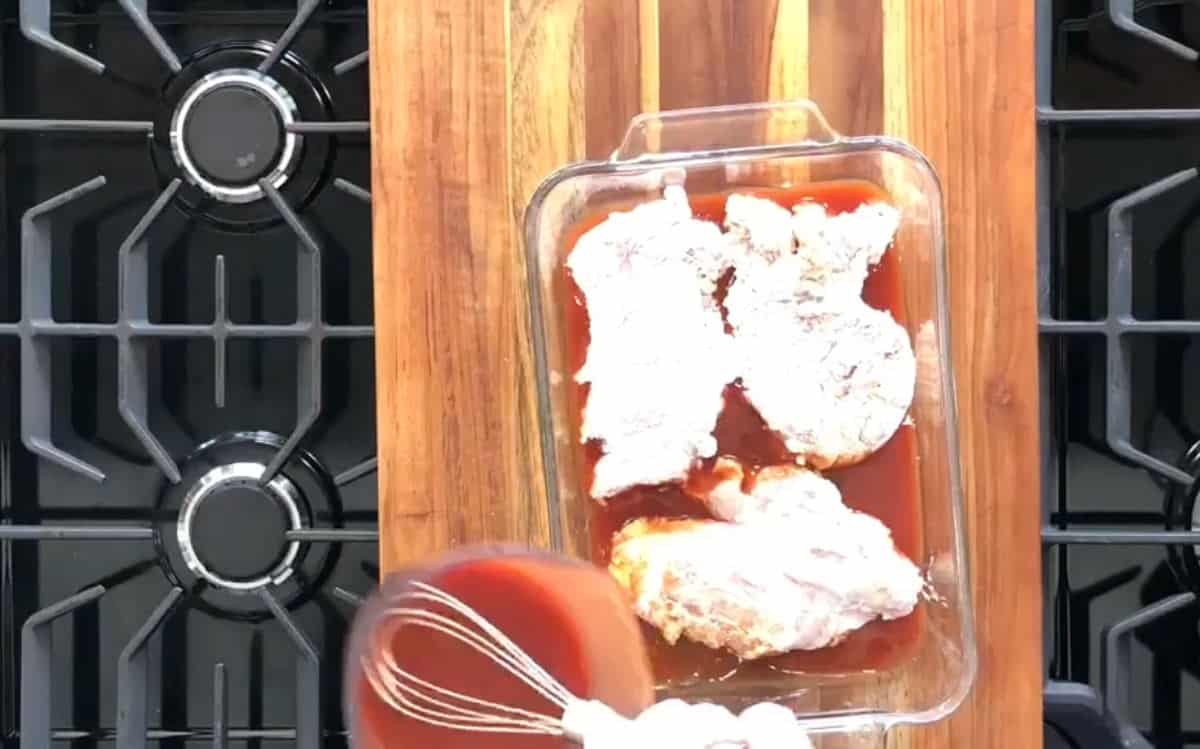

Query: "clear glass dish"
left=521, top=101, right=976, bottom=736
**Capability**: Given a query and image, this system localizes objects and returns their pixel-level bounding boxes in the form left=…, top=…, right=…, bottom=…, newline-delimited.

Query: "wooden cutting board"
left=367, top=2, right=1040, bottom=748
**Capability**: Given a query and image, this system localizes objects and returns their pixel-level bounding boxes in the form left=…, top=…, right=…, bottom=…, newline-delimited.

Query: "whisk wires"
left=361, top=580, right=580, bottom=737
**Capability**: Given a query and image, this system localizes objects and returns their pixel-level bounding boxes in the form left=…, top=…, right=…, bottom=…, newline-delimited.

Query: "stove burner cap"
left=154, top=432, right=344, bottom=621
left=170, top=69, right=301, bottom=204
left=184, top=87, right=283, bottom=185
left=178, top=462, right=304, bottom=591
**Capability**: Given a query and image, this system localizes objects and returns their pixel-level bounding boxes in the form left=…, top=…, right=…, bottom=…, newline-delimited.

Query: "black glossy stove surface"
left=1053, top=0, right=1200, bottom=110
left=0, top=3, right=373, bottom=747
left=1047, top=2, right=1200, bottom=747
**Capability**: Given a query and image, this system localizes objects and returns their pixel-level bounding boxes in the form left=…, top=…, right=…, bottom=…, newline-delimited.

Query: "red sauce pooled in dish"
left=561, top=181, right=924, bottom=687
left=351, top=555, right=654, bottom=748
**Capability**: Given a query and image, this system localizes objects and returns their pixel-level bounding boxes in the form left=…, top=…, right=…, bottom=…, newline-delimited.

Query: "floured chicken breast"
left=693, top=457, right=843, bottom=523
left=790, top=200, right=901, bottom=298
left=732, top=301, right=916, bottom=468
left=609, top=462, right=923, bottom=659
left=724, top=194, right=915, bottom=468
left=723, top=193, right=901, bottom=303
left=568, top=186, right=736, bottom=499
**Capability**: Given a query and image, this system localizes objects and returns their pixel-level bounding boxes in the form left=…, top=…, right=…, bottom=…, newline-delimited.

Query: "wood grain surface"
left=368, top=2, right=1040, bottom=747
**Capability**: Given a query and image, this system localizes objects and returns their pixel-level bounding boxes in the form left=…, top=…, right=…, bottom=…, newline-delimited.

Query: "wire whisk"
left=359, top=579, right=617, bottom=742
left=358, top=579, right=813, bottom=748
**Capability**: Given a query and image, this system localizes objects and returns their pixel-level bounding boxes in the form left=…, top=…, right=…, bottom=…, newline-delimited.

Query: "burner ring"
left=154, top=431, right=343, bottom=621
left=177, top=462, right=304, bottom=592
left=169, top=68, right=302, bottom=204
left=151, top=42, right=336, bottom=232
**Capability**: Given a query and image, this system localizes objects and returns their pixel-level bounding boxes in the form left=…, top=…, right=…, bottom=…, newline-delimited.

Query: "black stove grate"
left=0, top=2, right=376, bottom=747
left=1040, top=2, right=1200, bottom=748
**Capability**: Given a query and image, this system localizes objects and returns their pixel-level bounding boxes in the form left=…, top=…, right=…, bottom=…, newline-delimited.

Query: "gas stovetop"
left=1040, top=2, right=1200, bottom=748
left=0, top=3, right=374, bottom=748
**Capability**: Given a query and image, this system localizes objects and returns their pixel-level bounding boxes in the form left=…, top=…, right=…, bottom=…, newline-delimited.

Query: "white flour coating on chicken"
left=723, top=194, right=914, bottom=468
left=790, top=200, right=902, bottom=299
left=609, top=460, right=923, bottom=659
left=694, top=457, right=844, bottom=524
left=722, top=193, right=794, bottom=263
left=567, top=185, right=736, bottom=499
left=722, top=194, right=901, bottom=305
left=733, top=301, right=917, bottom=468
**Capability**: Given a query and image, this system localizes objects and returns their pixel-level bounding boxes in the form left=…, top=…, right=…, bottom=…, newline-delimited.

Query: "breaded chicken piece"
left=723, top=194, right=900, bottom=303
left=723, top=194, right=914, bottom=468
left=731, top=301, right=916, bottom=469
left=609, top=461, right=923, bottom=659
left=568, top=186, right=737, bottom=499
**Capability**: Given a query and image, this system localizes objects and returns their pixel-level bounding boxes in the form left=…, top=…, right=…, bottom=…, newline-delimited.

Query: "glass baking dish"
left=521, top=101, right=975, bottom=736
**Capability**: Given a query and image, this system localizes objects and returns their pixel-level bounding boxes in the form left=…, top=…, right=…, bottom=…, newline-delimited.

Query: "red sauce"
left=561, top=181, right=924, bottom=688
left=352, top=555, right=654, bottom=748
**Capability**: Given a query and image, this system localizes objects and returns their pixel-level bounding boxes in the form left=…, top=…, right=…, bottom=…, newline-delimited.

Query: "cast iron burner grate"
left=1041, top=2, right=1200, bottom=748
left=0, top=3, right=376, bottom=748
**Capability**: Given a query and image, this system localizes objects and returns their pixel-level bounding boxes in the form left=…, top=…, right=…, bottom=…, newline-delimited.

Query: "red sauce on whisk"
left=349, top=552, right=654, bottom=749
left=561, top=181, right=925, bottom=688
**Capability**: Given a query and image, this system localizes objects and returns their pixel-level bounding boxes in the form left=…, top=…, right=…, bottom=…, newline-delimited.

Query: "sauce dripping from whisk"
left=348, top=551, right=655, bottom=749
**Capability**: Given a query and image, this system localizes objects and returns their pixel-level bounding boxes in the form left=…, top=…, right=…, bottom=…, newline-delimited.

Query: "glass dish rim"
left=520, top=120, right=977, bottom=735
